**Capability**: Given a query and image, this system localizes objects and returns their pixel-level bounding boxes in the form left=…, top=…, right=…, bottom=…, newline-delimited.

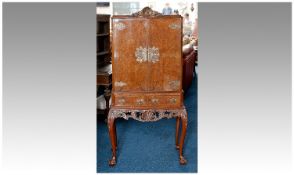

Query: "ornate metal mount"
left=148, top=47, right=160, bottom=63
left=135, top=46, right=160, bottom=63
left=117, top=98, right=125, bottom=105
left=109, top=108, right=187, bottom=122
left=169, top=80, right=180, bottom=90
left=135, top=46, right=148, bottom=63
left=132, top=7, right=162, bottom=17
left=114, top=81, right=127, bottom=87
left=114, top=22, right=126, bottom=31
left=169, top=23, right=181, bottom=30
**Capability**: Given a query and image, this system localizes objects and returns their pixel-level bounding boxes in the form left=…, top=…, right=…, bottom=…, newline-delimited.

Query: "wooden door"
left=112, top=18, right=149, bottom=92
left=148, top=17, right=183, bottom=92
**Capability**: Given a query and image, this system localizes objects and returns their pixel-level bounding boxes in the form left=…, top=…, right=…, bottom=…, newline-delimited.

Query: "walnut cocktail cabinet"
left=107, top=7, right=188, bottom=166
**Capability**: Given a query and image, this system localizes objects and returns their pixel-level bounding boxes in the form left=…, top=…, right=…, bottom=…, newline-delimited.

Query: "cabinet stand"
left=107, top=107, right=188, bottom=166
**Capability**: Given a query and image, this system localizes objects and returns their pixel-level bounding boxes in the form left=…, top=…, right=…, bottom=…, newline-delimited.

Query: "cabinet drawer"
left=112, top=93, right=182, bottom=108
left=147, top=94, right=181, bottom=107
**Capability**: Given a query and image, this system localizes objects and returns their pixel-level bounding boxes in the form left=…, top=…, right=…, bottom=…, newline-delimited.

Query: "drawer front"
left=112, top=93, right=182, bottom=108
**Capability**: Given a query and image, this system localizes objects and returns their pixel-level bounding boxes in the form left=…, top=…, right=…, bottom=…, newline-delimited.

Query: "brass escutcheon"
left=151, top=98, right=159, bottom=104
left=135, top=46, right=159, bottom=63
left=136, top=99, right=145, bottom=105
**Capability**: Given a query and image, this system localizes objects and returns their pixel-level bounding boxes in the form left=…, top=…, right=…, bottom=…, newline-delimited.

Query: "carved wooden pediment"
left=132, top=7, right=162, bottom=17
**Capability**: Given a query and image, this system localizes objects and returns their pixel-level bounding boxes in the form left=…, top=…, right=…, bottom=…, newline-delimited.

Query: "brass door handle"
left=135, top=46, right=159, bottom=63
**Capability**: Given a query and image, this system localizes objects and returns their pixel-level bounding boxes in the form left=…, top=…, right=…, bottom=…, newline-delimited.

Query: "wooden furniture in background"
left=107, top=7, right=188, bottom=166
left=182, top=44, right=196, bottom=93
left=97, top=14, right=112, bottom=116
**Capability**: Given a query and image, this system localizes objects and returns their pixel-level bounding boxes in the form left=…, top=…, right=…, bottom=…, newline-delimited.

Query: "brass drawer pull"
left=136, top=99, right=145, bottom=105
left=151, top=98, right=159, bottom=104
left=118, top=98, right=125, bottom=105
left=169, top=98, right=177, bottom=104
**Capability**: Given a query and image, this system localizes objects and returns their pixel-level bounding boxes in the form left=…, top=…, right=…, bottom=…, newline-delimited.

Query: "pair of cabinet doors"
left=111, top=16, right=183, bottom=109
left=111, top=16, right=183, bottom=92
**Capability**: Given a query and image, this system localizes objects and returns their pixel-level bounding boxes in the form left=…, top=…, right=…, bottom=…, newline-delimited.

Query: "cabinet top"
left=112, top=7, right=182, bottom=19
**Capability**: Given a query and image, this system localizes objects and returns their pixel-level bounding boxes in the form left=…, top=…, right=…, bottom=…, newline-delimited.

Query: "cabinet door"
left=112, top=18, right=149, bottom=92
left=148, top=17, right=183, bottom=92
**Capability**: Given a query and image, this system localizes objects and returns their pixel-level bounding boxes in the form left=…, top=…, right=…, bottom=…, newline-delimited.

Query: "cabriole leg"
left=107, top=111, right=117, bottom=166
left=175, top=117, right=180, bottom=150
left=114, top=120, right=117, bottom=150
left=179, top=111, right=188, bottom=165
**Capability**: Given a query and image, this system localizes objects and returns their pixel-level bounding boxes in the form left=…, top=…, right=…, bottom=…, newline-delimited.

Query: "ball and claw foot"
left=179, top=156, right=187, bottom=165
left=109, top=156, right=116, bottom=166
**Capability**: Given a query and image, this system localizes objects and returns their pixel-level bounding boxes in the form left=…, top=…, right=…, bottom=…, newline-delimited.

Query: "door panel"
left=112, top=18, right=149, bottom=92
left=149, top=17, right=182, bottom=92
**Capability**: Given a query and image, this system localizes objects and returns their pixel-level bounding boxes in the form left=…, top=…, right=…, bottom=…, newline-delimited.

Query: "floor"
left=97, top=76, right=197, bottom=173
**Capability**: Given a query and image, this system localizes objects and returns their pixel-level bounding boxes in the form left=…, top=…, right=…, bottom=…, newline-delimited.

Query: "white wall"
left=97, top=0, right=198, bottom=18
